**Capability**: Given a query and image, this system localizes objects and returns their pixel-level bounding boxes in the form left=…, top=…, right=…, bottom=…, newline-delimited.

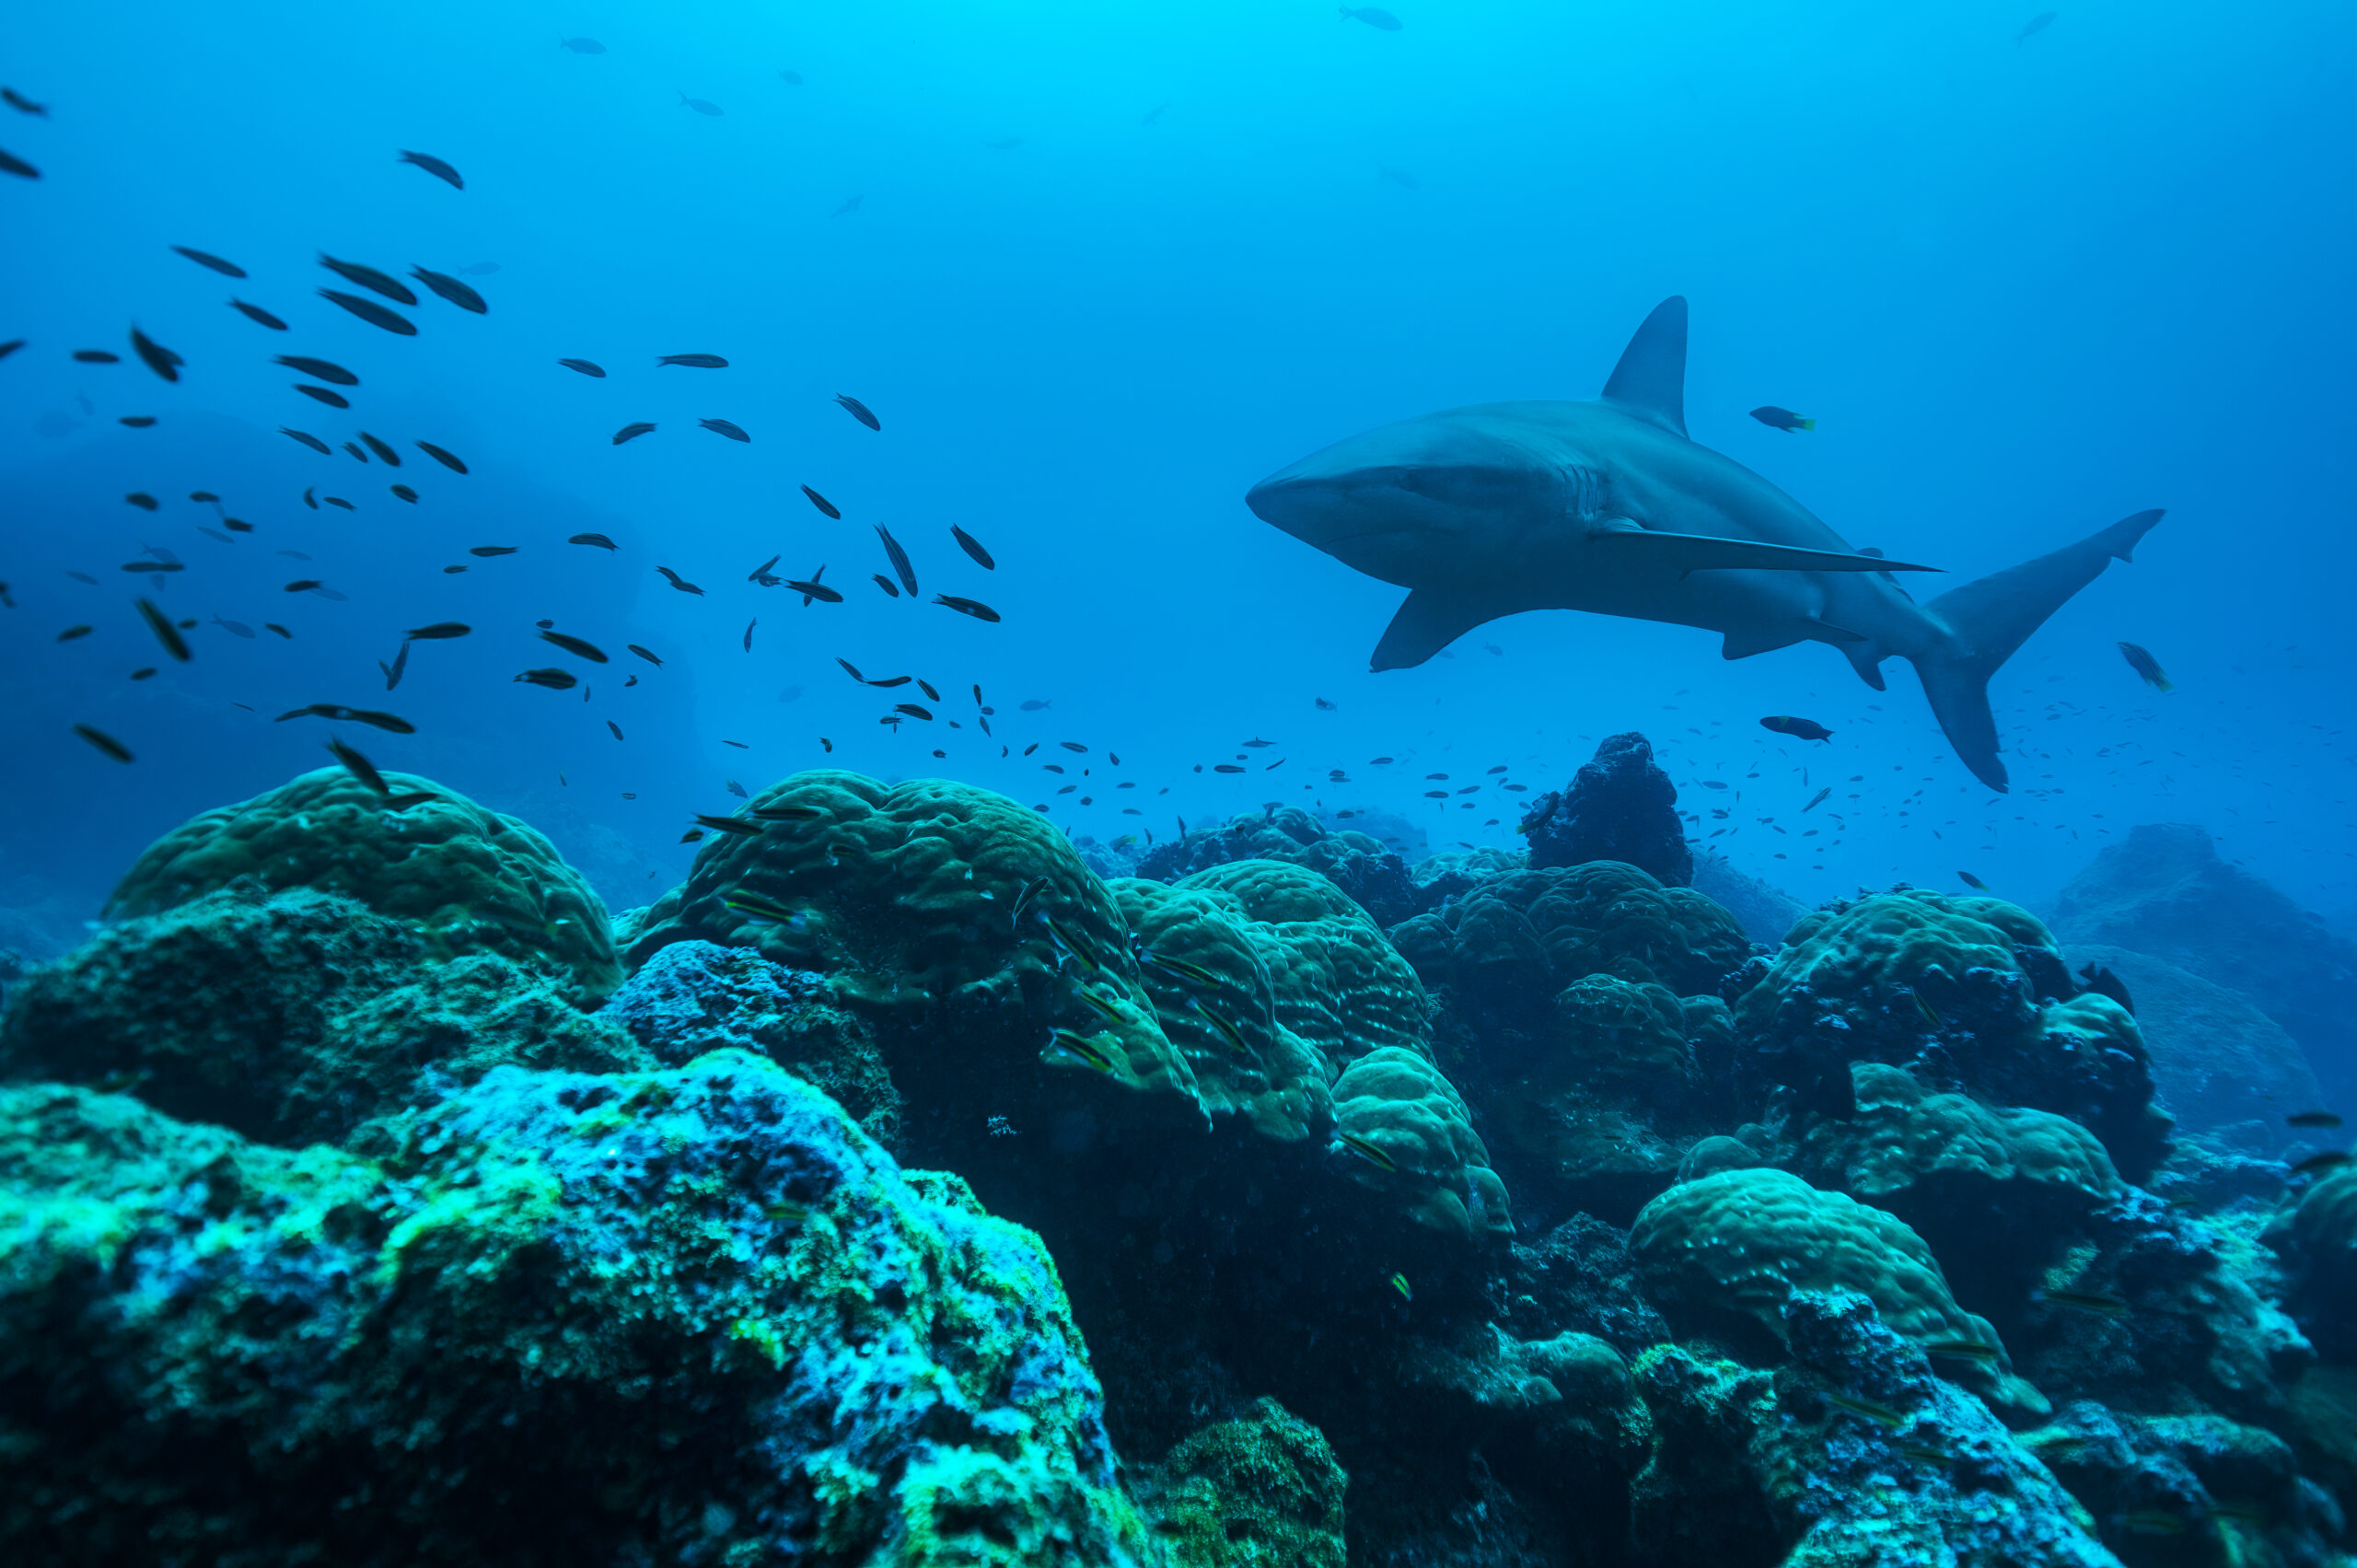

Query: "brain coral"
left=0, top=1051, right=1154, bottom=1566
left=1629, top=1167, right=2032, bottom=1411
left=1733, top=889, right=2167, bottom=1179
left=105, top=765, right=621, bottom=998
left=622, top=771, right=1193, bottom=1106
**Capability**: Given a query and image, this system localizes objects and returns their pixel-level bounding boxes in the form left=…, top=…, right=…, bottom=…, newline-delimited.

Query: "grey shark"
left=1245, top=296, right=2161, bottom=792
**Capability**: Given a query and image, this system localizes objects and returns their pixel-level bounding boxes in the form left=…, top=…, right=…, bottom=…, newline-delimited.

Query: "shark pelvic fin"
left=1600, top=296, right=1689, bottom=436
left=1370, top=587, right=1509, bottom=671
left=1593, top=525, right=1940, bottom=577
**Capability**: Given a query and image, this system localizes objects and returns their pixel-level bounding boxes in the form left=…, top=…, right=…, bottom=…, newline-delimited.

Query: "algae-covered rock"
left=598, top=936, right=900, bottom=1144
left=0, top=885, right=649, bottom=1145
left=106, top=765, right=622, bottom=998
left=1519, top=732, right=1693, bottom=888
left=1629, top=1167, right=2039, bottom=1414
left=1628, top=1293, right=2116, bottom=1567
left=1735, top=887, right=2170, bottom=1179
left=0, top=1051, right=1153, bottom=1566
left=1136, top=1398, right=1347, bottom=1568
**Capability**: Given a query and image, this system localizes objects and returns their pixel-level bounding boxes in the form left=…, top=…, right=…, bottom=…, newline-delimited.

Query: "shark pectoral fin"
left=1722, top=625, right=1801, bottom=659
left=1594, top=528, right=1942, bottom=576
left=1370, top=587, right=1508, bottom=671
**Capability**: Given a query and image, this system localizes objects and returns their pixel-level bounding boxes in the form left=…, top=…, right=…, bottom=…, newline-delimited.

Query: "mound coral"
left=105, top=765, right=622, bottom=997
left=1331, top=1047, right=1514, bottom=1246
left=0, top=885, right=646, bottom=1145
left=0, top=1051, right=1154, bottom=1566
left=1136, top=1399, right=1348, bottom=1568
left=1136, top=806, right=1423, bottom=926
left=1733, top=888, right=2169, bottom=1179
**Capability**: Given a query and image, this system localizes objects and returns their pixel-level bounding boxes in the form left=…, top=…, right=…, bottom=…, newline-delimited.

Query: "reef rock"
left=106, top=765, right=622, bottom=999
left=0, top=884, right=647, bottom=1145
left=2051, top=823, right=2357, bottom=1086
left=1134, top=1399, right=1348, bottom=1568
left=1519, top=732, right=1692, bottom=887
left=0, top=1052, right=1153, bottom=1566
left=2067, top=943, right=2323, bottom=1147
left=1134, top=805, right=1422, bottom=927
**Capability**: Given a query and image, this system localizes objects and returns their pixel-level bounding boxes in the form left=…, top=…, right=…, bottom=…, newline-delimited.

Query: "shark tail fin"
left=1909, top=509, right=2164, bottom=792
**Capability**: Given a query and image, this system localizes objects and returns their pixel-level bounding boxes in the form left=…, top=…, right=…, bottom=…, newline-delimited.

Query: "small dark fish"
left=894, top=703, right=933, bottom=720
left=802, top=484, right=841, bottom=518
left=935, top=594, right=1000, bottom=622
left=3, top=87, right=48, bottom=116
left=571, top=532, right=619, bottom=551
left=1315, top=697, right=1337, bottom=711
left=613, top=421, right=656, bottom=445
left=950, top=524, right=995, bottom=569
left=558, top=358, right=606, bottom=377
left=742, top=618, right=756, bottom=653
left=320, top=254, right=417, bottom=305
left=678, top=93, right=724, bottom=116
left=404, top=621, right=470, bottom=639
left=656, top=566, right=705, bottom=596
left=699, top=417, right=750, bottom=442
left=2292, top=1151, right=2355, bottom=1179
left=282, top=578, right=322, bottom=592
left=229, top=298, right=289, bottom=330
left=540, top=630, right=609, bottom=663
left=275, top=355, right=358, bottom=385
left=658, top=353, right=728, bottom=368
left=1340, top=6, right=1403, bottom=29
left=210, top=616, right=253, bottom=638
left=1335, top=1131, right=1398, bottom=1172
left=1750, top=405, right=1817, bottom=432
left=876, top=525, right=918, bottom=596
left=129, top=327, right=182, bottom=382
left=831, top=194, right=863, bottom=217
left=2037, top=1287, right=2129, bottom=1316
left=1823, top=1392, right=1906, bottom=1430
left=2016, top=12, right=2057, bottom=44
left=779, top=69, right=804, bottom=85
left=469, top=545, right=517, bottom=557
left=724, top=890, right=799, bottom=924
left=1020, top=699, right=1051, bottom=712
left=515, top=667, right=577, bottom=691
left=135, top=598, right=191, bottom=661
left=125, top=492, right=159, bottom=511
left=73, top=724, right=132, bottom=761
left=390, top=484, right=417, bottom=503
left=319, top=289, right=418, bottom=335
left=872, top=573, right=901, bottom=597
left=398, top=150, right=463, bottom=190
left=1921, top=1338, right=2001, bottom=1365
left=173, top=246, right=246, bottom=278
left=360, top=432, right=401, bottom=465
left=837, top=657, right=867, bottom=683
left=1760, top=714, right=1833, bottom=742
left=343, top=443, right=368, bottom=463
left=273, top=703, right=413, bottom=734
left=748, top=553, right=781, bottom=583
left=695, top=813, right=766, bottom=838
left=294, top=384, right=349, bottom=408
left=606, top=720, right=624, bottom=741
left=416, top=440, right=468, bottom=473
left=1957, top=871, right=1990, bottom=891
left=2076, top=962, right=2133, bottom=1013
left=121, top=562, right=182, bottom=575
left=381, top=638, right=410, bottom=690
left=868, top=676, right=912, bottom=689
left=560, top=36, right=605, bottom=53
left=282, top=426, right=331, bottom=454
left=328, top=736, right=392, bottom=795
left=0, top=146, right=39, bottom=180
left=265, top=622, right=291, bottom=637
left=323, top=496, right=355, bottom=511
left=1803, top=787, right=1830, bottom=812
left=412, top=266, right=487, bottom=313
left=786, top=578, right=843, bottom=604
left=0, top=338, right=24, bottom=361
left=834, top=393, right=880, bottom=430
left=56, top=624, right=92, bottom=642
left=2117, top=641, right=2172, bottom=693
left=629, top=644, right=663, bottom=666
left=2288, top=1111, right=2345, bottom=1130
left=751, top=803, right=825, bottom=821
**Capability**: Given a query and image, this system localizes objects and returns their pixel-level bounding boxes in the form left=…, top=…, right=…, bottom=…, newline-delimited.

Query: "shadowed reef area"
left=3, top=738, right=2354, bottom=1567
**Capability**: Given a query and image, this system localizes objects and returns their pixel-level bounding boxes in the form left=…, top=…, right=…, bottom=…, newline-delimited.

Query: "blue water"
left=3, top=0, right=2352, bottom=942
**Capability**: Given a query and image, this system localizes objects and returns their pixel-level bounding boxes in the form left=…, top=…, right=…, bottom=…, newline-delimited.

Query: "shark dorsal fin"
left=1600, top=296, right=1689, bottom=436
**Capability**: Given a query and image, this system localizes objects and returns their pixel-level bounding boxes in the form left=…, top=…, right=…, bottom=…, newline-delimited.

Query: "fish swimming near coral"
left=1247, top=296, right=2163, bottom=791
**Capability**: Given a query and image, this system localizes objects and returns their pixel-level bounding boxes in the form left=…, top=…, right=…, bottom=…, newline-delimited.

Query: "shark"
left=1244, top=296, right=2162, bottom=792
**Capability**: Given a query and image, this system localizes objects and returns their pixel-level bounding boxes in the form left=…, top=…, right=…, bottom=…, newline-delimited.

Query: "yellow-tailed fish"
left=1335, top=1131, right=1398, bottom=1173
left=1390, top=1272, right=1411, bottom=1301
left=1046, top=1029, right=1119, bottom=1074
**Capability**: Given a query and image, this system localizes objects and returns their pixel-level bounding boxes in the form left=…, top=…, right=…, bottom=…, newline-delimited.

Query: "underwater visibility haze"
left=2, top=3, right=2354, bottom=1564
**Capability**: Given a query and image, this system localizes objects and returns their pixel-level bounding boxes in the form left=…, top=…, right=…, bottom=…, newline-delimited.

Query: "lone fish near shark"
left=1244, top=296, right=2163, bottom=792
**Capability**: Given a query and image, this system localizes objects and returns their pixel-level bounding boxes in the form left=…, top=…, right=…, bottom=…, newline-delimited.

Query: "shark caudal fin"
left=1909, top=508, right=2163, bottom=792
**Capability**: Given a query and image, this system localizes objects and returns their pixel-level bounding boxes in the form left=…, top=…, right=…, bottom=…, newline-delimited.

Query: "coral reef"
left=1735, top=887, right=2172, bottom=1179
left=1518, top=732, right=1692, bottom=888
left=0, top=884, right=647, bottom=1144
left=0, top=1051, right=1153, bottom=1566
left=1134, top=804, right=1423, bottom=927
left=1134, top=1398, right=1348, bottom=1568
left=106, top=765, right=623, bottom=998
left=2269, top=1167, right=2357, bottom=1361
